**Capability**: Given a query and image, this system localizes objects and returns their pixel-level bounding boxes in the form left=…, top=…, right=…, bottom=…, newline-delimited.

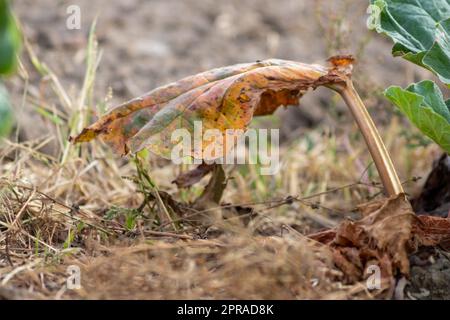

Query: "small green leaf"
left=0, top=83, right=13, bottom=137
left=0, top=0, right=21, bottom=75
left=385, top=80, right=450, bottom=153
left=371, top=0, right=450, bottom=85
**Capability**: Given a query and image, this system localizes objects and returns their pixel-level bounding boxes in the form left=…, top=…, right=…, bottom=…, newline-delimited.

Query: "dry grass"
left=0, top=117, right=438, bottom=300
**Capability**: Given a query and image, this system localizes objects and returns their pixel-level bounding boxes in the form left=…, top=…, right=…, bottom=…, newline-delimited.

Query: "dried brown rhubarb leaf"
left=70, top=58, right=352, bottom=160
left=413, top=215, right=450, bottom=250
left=337, top=194, right=414, bottom=275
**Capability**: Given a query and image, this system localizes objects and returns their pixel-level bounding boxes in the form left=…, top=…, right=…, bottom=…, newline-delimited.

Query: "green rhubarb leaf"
left=385, top=80, right=450, bottom=153
left=371, top=0, right=450, bottom=85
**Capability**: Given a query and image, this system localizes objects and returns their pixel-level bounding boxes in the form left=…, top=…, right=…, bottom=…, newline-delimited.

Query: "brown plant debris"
left=311, top=195, right=414, bottom=285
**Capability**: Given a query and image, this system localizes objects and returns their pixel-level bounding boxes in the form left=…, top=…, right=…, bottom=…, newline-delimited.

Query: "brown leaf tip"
left=327, top=55, right=355, bottom=67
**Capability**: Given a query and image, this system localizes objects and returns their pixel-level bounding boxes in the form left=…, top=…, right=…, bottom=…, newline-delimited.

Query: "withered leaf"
left=310, top=195, right=450, bottom=287
left=310, top=194, right=415, bottom=285
left=70, top=57, right=353, bottom=160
